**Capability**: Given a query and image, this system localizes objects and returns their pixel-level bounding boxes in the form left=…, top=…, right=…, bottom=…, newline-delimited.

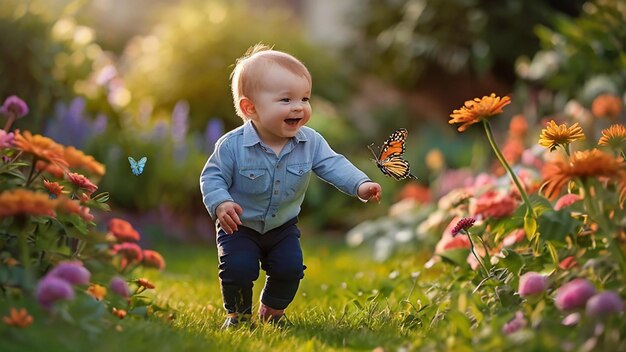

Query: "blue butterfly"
left=128, top=156, right=147, bottom=176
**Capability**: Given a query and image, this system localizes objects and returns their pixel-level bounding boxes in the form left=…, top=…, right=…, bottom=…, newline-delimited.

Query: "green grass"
left=2, top=235, right=433, bottom=352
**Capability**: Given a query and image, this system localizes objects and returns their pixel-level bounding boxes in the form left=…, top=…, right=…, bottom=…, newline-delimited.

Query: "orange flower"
left=108, top=218, right=141, bottom=242
left=2, top=308, right=33, bottom=328
left=509, top=114, right=528, bottom=138
left=112, top=307, right=127, bottom=319
left=13, top=131, right=68, bottom=169
left=591, top=94, right=623, bottom=119
left=43, top=179, right=64, bottom=199
left=0, top=189, right=57, bottom=217
left=538, top=120, right=585, bottom=151
left=502, top=138, right=525, bottom=165
left=63, top=146, right=106, bottom=177
left=598, top=124, right=626, bottom=149
left=142, top=250, right=166, bottom=270
left=541, top=149, right=625, bottom=199
left=66, top=172, right=98, bottom=196
left=136, top=278, right=155, bottom=289
left=87, top=284, right=107, bottom=300
left=112, top=242, right=143, bottom=270
left=56, top=197, right=94, bottom=222
left=449, top=93, right=511, bottom=132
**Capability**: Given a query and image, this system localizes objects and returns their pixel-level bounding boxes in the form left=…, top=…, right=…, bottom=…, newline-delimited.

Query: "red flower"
left=108, top=218, right=141, bottom=242
left=142, top=250, right=166, bottom=270
left=450, top=217, right=476, bottom=237
left=470, top=190, right=517, bottom=218
left=112, top=242, right=143, bottom=270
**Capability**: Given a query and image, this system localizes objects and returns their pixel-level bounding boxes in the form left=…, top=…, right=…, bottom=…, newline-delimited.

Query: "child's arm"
left=200, top=137, right=238, bottom=223
left=215, top=201, right=243, bottom=234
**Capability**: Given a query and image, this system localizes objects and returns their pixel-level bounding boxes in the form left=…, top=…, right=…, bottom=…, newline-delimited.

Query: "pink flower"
left=585, top=291, right=624, bottom=318
left=47, top=261, right=91, bottom=285
left=142, top=250, right=166, bottom=270
left=554, top=194, right=581, bottom=210
left=450, top=217, right=476, bottom=237
left=554, top=278, right=596, bottom=311
left=502, top=311, right=527, bottom=334
left=470, top=190, right=517, bottom=219
left=36, top=276, right=75, bottom=310
left=109, top=276, right=130, bottom=298
left=0, top=130, right=14, bottom=147
left=518, top=272, right=548, bottom=299
left=66, top=172, right=98, bottom=196
left=1, top=95, right=29, bottom=119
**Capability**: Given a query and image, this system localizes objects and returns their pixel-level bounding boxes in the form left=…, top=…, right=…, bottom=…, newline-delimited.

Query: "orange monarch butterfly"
left=368, top=128, right=418, bottom=181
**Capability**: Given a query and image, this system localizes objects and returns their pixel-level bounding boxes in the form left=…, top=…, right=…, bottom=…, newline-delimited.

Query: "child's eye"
left=302, top=97, right=310, bottom=102
left=280, top=98, right=290, bottom=102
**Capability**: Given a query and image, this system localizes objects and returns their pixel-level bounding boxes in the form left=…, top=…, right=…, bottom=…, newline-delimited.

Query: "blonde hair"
left=230, top=43, right=312, bottom=121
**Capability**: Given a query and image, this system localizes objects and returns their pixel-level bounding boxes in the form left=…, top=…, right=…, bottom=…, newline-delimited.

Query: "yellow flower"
left=2, top=308, right=33, bottom=328
left=449, top=93, right=511, bottom=132
left=87, top=284, right=107, bottom=300
left=598, top=124, right=626, bottom=149
left=541, top=149, right=625, bottom=199
left=538, top=120, right=585, bottom=151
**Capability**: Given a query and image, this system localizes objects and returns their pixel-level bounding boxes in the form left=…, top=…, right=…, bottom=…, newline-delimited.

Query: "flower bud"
left=48, top=261, right=91, bottom=285
left=109, top=276, right=130, bottom=298
left=554, top=278, right=596, bottom=311
left=36, top=276, right=75, bottom=310
left=585, top=291, right=624, bottom=318
left=518, top=272, right=548, bottom=299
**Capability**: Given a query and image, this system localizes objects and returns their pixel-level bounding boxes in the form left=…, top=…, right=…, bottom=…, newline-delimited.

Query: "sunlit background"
left=1, top=0, right=623, bottom=244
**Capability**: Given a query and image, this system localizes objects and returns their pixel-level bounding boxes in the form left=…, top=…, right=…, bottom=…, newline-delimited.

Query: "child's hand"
left=358, top=182, right=382, bottom=203
left=216, top=201, right=243, bottom=234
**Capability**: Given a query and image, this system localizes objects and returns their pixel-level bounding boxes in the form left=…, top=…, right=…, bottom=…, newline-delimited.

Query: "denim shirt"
left=200, top=121, right=371, bottom=234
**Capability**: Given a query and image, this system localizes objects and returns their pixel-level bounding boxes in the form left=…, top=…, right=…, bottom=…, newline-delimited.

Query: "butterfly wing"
left=137, top=157, right=147, bottom=175
left=372, top=128, right=418, bottom=181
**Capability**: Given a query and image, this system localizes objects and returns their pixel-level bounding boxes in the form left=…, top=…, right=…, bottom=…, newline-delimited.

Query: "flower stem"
left=3, top=115, right=15, bottom=132
left=25, top=155, right=38, bottom=187
left=483, top=120, right=536, bottom=219
left=465, top=230, right=489, bottom=277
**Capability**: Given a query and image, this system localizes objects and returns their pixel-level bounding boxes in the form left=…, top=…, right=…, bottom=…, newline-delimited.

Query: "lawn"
left=2, top=233, right=436, bottom=352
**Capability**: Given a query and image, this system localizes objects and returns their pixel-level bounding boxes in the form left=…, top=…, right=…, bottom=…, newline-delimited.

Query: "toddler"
left=200, top=44, right=382, bottom=329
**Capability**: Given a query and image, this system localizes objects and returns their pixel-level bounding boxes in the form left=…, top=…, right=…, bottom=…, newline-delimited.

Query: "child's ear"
left=239, top=97, right=256, bottom=119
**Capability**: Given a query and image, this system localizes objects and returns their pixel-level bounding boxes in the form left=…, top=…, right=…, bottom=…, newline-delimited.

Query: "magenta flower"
left=47, top=261, right=91, bottom=285
left=0, top=130, right=14, bottom=147
left=585, top=291, right=624, bottom=318
left=554, top=278, right=596, bottom=311
left=518, top=272, right=548, bottom=299
left=451, top=217, right=476, bottom=237
left=502, top=311, right=527, bottom=334
left=109, top=276, right=130, bottom=298
left=1, top=95, right=29, bottom=119
left=36, top=276, right=75, bottom=310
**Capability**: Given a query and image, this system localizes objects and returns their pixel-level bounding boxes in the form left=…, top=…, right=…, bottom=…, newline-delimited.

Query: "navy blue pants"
left=216, top=217, right=305, bottom=314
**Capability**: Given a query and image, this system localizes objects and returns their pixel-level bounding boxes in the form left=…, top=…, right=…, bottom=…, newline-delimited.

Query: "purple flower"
left=502, top=311, right=527, bottom=334
left=554, top=278, right=596, bottom=311
left=451, top=217, right=476, bottom=237
left=0, top=130, right=14, bottom=147
left=109, top=276, right=130, bottom=298
left=1, top=95, right=29, bottom=119
left=518, top=272, right=548, bottom=299
left=47, top=261, right=91, bottom=285
left=585, top=291, right=624, bottom=318
left=205, top=118, right=224, bottom=153
left=36, top=276, right=75, bottom=310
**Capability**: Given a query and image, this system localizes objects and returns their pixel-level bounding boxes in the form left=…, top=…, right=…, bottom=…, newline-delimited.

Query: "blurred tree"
left=516, top=0, right=626, bottom=103
left=120, top=0, right=349, bottom=133
left=345, top=0, right=586, bottom=88
left=0, top=0, right=98, bottom=132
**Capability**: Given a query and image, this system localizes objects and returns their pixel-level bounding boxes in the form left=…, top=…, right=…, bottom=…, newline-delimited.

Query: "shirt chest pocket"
left=286, top=162, right=312, bottom=196
left=237, top=168, right=270, bottom=195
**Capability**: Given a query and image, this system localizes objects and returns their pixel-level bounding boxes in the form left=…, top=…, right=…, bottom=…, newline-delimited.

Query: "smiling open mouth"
left=284, top=118, right=301, bottom=125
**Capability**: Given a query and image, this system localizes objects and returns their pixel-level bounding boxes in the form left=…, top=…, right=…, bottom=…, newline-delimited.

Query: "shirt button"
left=276, top=164, right=280, bottom=168
left=299, top=170, right=304, bottom=175
left=271, top=214, right=276, bottom=218
left=275, top=180, right=280, bottom=184
left=249, top=174, right=254, bottom=178
left=274, top=191, right=278, bottom=195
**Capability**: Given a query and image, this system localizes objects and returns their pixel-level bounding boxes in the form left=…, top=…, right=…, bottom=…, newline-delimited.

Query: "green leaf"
left=545, top=241, right=559, bottom=269
left=536, top=210, right=582, bottom=244
left=524, top=211, right=537, bottom=241
left=498, top=248, right=525, bottom=276
left=439, top=248, right=470, bottom=268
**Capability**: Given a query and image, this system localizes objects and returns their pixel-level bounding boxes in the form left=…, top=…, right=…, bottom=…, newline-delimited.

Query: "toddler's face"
left=247, top=65, right=311, bottom=144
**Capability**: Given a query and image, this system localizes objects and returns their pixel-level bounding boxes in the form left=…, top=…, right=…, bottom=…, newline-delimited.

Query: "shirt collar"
left=242, top=121, right=308, bottom=147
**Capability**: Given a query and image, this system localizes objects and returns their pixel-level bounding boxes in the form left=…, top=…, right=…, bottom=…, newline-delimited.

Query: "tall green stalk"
left=482, top=120, right=536, bottom=220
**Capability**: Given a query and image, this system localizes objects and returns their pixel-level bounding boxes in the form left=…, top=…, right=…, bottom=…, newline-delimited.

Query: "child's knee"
left=219, top=254, right=260, bottom=284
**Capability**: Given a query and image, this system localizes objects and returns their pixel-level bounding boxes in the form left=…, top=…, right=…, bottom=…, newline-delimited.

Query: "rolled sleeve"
left=311, top=132, right=371, bottom=196
left=199, top=137, right=236, bottom=219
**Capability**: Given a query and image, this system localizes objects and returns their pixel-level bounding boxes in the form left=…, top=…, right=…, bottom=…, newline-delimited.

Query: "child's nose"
left=292, top=103, right=303, bottom=111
